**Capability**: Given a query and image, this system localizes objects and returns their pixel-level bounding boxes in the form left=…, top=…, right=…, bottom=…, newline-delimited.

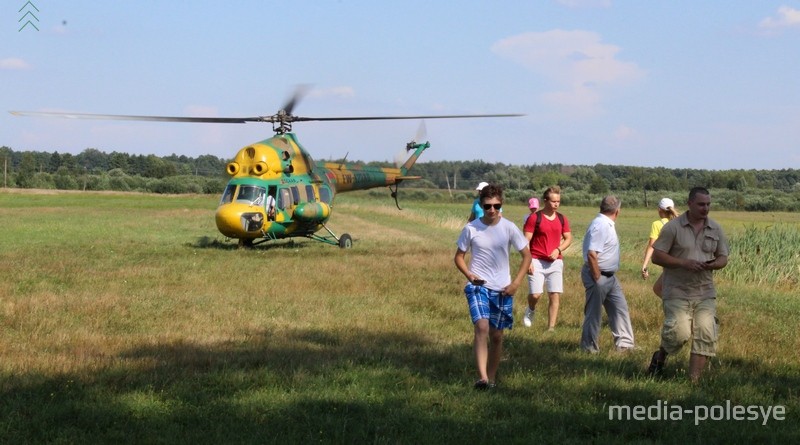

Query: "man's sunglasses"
left=482, top=203, right=502, bottom=210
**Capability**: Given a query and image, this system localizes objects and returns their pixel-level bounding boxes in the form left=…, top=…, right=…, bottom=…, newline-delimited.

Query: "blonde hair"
left=660, top=206, right=679, bottom=220
left=542, top=185, right=561, bottom=201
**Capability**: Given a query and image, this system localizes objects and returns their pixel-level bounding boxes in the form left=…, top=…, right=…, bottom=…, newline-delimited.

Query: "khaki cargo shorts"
left=660, top=298, right=719, bottom=357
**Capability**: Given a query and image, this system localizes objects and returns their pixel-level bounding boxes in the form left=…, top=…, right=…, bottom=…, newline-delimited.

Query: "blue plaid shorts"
left=464, top=284, right=514, bottom=330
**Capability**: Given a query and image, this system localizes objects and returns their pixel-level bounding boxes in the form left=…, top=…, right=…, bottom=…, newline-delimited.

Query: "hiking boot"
left=523, top=307, right=535, bottom=328
left=648, top=350, right=666, bottom=376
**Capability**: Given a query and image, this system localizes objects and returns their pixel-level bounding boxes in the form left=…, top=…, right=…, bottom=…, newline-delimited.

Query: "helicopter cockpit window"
left=236, top=185, right=266, bottom=206
left=220, top=184, right=236, bottom=205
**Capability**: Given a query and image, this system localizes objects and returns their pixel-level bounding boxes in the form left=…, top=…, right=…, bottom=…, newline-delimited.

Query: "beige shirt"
left=653, top=212, right=729, bottom=300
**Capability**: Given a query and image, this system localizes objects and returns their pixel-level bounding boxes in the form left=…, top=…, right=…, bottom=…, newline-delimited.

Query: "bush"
left=54, top=174, right=79, bottom=190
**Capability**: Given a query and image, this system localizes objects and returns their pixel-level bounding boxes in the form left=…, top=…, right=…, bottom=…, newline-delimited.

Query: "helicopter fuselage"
left=214, top=132, right=427, bottom=245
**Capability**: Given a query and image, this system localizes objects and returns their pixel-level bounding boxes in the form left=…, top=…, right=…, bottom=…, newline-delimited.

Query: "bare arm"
left=524, top=230, right=534, bottom=274
left=641, top=238, right=656, bottom=278
left=704, top=255, right=728, bottom=271
left=454, top=249, right=480, bottom=284
left=502, top=247, right=532, bottom=296
left=550, top=231, right=573, bottom=260
left=652, top=248, right=706, bottom=272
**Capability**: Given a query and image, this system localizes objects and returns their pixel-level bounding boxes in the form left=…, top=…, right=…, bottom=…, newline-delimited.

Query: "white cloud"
left=613, top=124, right=636, bottom=141
left=491, top=30, right=644, bottom=114
left=0, top=58, right=31, bottom=70
left=758, top=6, right=800, bottom=29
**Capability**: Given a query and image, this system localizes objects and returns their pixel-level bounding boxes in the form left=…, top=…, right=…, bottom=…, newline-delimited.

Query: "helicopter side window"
left=319, top=187, right=332, bottom=204
left=290, top=186, right=300, bottom=205
left=236, top=185, right=266, bottom=205
left=278, top=188, right=292, bottom=210
left=220, top=184, right=236, bottom=204
left=305, top=185, right=316, bottom=202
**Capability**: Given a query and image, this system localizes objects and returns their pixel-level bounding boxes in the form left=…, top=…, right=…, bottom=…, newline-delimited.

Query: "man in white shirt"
left=455, top=184, right=531, bottom=389
left=580, top=195, right=635, bottom=353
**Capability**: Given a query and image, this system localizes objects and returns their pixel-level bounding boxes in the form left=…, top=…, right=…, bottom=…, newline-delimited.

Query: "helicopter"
left=12, top=91, right=522, bottom=248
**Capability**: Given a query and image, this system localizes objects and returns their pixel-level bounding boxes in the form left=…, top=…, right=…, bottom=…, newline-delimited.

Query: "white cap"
left=475, top=182, right=489, bottom=191
left=658, top=197, right=674, bottom=210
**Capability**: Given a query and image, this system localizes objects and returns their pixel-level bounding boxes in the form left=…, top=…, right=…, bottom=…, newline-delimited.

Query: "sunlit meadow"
left=1, top=189, right=798, bottom=444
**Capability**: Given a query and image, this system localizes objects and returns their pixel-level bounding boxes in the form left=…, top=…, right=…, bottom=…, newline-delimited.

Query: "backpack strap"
left=534, top=211, right=565, bottom=234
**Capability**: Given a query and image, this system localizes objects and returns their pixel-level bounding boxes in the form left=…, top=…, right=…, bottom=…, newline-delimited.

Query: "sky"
left=2, top=1, right=799, bottom=170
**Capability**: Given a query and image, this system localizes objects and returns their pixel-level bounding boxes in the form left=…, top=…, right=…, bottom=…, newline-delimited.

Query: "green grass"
left=1, top=189, right=798, bottom=444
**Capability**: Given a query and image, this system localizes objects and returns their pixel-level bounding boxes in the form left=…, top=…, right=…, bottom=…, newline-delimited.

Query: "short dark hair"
left=479, top=183, right=504, bottom=203
left=689, top=186, right=710, bottom=202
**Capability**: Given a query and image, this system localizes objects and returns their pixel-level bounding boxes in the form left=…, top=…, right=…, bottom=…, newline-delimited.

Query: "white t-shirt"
left=457, top=217, right=528, bottom=291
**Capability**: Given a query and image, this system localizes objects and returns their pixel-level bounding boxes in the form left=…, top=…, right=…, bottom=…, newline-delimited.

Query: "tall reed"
left=720, top=224, right=800, bottom=289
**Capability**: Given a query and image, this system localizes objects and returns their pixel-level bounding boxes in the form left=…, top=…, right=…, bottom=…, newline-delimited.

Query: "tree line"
left=2, top=146, right=799, bottom=211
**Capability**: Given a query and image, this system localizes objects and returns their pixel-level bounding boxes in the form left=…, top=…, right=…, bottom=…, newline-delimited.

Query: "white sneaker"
left=523, top=307, right=535, bottom=328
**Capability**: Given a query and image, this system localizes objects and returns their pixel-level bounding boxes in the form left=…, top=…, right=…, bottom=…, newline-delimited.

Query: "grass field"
left=1, top=189, right=798, bottom=444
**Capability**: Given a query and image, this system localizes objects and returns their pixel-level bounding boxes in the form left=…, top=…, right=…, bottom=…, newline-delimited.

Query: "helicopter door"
left=266, top=185, right=277, bottom=221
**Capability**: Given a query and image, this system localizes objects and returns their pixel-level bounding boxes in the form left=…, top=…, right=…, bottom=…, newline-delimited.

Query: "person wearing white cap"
left=468, top=182, right=490, bottom=222
left=641, top=197, right=679, bottom=297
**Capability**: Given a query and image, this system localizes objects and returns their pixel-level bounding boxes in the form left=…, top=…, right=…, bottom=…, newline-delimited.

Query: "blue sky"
left=2, top=1, right=799, bottom=170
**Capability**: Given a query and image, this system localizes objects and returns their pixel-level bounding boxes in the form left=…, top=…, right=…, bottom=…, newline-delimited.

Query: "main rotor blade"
left=281, top=84, right=311, bottom=116
left=9, top=111, right=261, bottom=123
left=293, top=113, right=524, bottom=122
left=11, top=110, right=525, bottom=125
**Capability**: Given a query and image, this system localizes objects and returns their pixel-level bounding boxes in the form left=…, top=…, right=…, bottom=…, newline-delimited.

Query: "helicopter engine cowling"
left=293, top=202, right=331, bottom=223
left=253, top=161, right=268, bottom=175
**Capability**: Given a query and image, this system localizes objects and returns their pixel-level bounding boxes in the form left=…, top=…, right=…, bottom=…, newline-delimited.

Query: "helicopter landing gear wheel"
left=338, top=233, right=353, bottom=249
left=238, top=238, right=254, bottom=249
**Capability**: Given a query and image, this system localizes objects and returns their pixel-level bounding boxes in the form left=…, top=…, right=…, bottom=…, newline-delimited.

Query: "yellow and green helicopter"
left=12, top=91, right=521, bottom=248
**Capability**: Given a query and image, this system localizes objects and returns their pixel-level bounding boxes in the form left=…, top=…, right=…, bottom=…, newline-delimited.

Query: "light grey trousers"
left=580, top=265, right=635, bottom=353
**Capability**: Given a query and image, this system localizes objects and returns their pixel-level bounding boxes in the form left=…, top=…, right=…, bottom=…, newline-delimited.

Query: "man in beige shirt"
left=649, top=187, right=729, bottom=382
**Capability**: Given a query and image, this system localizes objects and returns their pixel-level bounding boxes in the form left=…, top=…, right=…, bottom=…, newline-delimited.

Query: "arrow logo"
left=18, top=1, right=40, bottom=32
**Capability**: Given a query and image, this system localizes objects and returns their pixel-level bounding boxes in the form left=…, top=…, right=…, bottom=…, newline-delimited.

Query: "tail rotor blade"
left=415, top=120, right=428, bottom=143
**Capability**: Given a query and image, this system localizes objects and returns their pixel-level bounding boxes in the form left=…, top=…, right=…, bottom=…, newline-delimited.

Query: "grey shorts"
left=527, top=258, right=564, bottom=295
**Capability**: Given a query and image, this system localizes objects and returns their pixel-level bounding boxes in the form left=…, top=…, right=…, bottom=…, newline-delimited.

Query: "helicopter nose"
left=215, top=205, right=247, bottom=237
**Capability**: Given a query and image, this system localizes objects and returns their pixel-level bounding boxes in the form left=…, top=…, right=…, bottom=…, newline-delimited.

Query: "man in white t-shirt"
left=455, top=183, right=531, bottom=390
